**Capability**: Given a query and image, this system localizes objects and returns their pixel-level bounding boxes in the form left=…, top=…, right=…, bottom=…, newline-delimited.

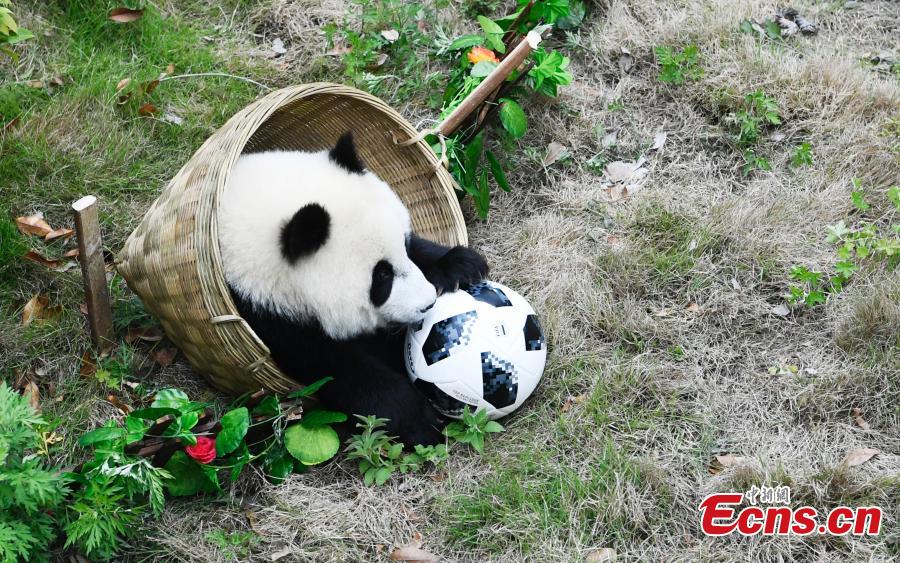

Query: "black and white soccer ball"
left=404, top=281, right=547, bottom=420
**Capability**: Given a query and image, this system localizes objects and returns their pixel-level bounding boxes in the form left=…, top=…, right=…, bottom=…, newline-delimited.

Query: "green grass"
left=0, top=0, right=274, bottom=480
left=445, top=442, right=647, bottom=554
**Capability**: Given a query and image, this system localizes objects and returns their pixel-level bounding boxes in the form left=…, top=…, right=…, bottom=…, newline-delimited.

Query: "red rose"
left=185, top=435, right=216, bottom=464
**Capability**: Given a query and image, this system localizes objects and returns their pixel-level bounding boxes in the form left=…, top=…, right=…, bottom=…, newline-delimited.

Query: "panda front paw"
left=430, top=246, right=489, bottom=294
left=392, top=400, right=446, bottom=447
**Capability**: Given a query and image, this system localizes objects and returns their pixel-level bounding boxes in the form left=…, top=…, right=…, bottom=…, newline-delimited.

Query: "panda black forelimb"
left=407, top=235, right=489, bottom=294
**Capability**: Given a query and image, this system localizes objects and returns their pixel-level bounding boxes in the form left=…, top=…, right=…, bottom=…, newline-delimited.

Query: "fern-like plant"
left=0, top=382, right=68, bottom=562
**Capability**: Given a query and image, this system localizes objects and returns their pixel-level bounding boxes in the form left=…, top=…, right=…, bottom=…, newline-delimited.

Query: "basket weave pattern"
left=118, top=84, right=467, bottom=394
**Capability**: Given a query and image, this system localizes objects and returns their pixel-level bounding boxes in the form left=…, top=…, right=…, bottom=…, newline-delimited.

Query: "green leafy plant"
left=323, top=0, right=440, bottom=101
left=0, top=0, right=33, bottom=60
left=437, top=2, right=576, bottom=218
left=733, top=91, right=781, bottom=147
left=790, top=142, right=813, bottom=167
left=344, top=415, right=450, bottom=485
left=742, top=148, right=771, bottom=176
left=729, top=91, right=781, bottom=173
left=443, top=406, right=504, bottom=453
left=206, top=529, right=259, bottom=559
left=787, top=182, right=899, bottom=308
left=0, top=382, right=68, bottom=562
left=654, top=44, right=703, bottom=85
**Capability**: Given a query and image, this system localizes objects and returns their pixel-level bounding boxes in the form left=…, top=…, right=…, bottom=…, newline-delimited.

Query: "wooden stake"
left=72, top=196, right=114, bottom=351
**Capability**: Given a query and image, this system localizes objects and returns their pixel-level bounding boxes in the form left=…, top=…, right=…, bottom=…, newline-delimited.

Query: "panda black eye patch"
left=370, top=260, right=394, bottom=307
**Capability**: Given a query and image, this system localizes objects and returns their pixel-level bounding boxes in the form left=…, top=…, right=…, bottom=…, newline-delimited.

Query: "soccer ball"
left=404, top=281, right=547, bottom=420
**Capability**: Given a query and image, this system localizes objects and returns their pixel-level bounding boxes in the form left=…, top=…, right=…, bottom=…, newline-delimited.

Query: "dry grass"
left=2, top=0, right=898, bottom=561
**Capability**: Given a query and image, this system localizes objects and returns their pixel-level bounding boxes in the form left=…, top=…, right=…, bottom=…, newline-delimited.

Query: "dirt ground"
left=2, top=0, right=898, bottom=561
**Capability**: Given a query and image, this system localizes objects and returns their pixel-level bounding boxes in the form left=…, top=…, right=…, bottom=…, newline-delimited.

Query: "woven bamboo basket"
left=117, top=37, right=540, bottom=395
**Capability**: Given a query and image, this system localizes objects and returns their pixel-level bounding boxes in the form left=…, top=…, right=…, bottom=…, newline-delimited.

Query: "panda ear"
left=280, top=203, right=331, bottom=263
left=329, top=132, right=365, bottom=174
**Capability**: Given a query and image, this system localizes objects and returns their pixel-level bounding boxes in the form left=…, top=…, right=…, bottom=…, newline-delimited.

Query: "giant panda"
left=218, top=133, right=488, bottom=446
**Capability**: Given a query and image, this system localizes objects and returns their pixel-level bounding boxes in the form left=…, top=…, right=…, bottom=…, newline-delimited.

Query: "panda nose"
left=419, top=300, right=436, bottom=314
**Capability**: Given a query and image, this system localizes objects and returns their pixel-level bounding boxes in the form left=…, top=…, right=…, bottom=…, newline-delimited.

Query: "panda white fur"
left=218, top=133, right=488, bottom=446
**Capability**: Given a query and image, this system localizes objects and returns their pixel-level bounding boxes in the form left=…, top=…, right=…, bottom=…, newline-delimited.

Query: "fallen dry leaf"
left=116, top=77, right=131, bottom=92
left=152, top=347, right=178, bottom=367
left=586, top=548, right=617, bottom=562
left=22, top=294, right=61, bottom=326
left=542, top=142, right=569, bottom=167
left=16, top=213, right=53, bottom=237
left=45, top=227, right=74, bottom=241
left=24, top=381, right=40, bottom=413
left=125, top=325, right=164, bottom=344
left=604, top=161, right=639, bottom=183
left=601, top=131, right=617, bottom=148
left=399, top=505, right=424, bottom=523
left=50, top=76, right=64, bottom=87
left=165, top=63, right=175, bottom=75
left=562, top=394, right=587, bottom=412
left=272, top=38, right=287, bottom=55
left=381, top=29, right=400, bottom=42
left=650, top=131, right=667, bottom=151
left=842, top=447, right=879, bottom=468
left=108, top=7, right=143, bottom=23
left=79, top=350, right=97, bottom=377
left=709, top=454, right=745, bottom=474
left=771, top=303, right=790, bottom=316
left=26, top=79, right=44, bottom=88
left=270, top=546, right=292, bottom=561
left=23, top=250, right=78, bottom=272
left=851, top=408, right=870, bottom=431
left=390, top=532, right=438, bottom=562
left=686, top=303, right=701, bottom=313
left=138, top=102, right=158, bottom=116
left=107, top=394, right=133, bottom=414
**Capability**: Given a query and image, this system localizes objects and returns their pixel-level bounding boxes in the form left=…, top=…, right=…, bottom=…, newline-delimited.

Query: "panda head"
left=219, top=133, right=437, bottom=340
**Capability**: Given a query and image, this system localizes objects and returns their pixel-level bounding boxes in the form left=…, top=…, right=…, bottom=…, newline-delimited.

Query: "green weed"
left=790, top=142, right=813, bottom=167
left=654, top=44, right=703, bottom=85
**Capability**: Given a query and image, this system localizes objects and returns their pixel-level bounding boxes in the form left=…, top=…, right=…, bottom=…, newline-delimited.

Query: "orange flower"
left=467, top=46, right=499, bottom=64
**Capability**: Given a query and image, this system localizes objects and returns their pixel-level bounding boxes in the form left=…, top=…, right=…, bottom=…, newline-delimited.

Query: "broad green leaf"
left=464, top=132, right=484, bottom=187
left=180, top=410, right=199, bottom=431
left=499, top=99, right=527, bottom=139
left=470, top=60, right=497, bottom=78
left=284, top=423, right=340, bottom=465
left=251, top=395, right=281, bottom=418
left=448, top=34, right=483, bottom=51
left=152, top=388, right=190, bottom=410
left=477, top=16, right=505, bottom=53
left=484, top=420, right=505, bottom=433
left=5, top=27, right=32, bottom=44
left=851, top=190, right=870, bottom=211
left=287, top=376, right=333, bottom=399
left=216, top=407, right=249, bottom=456
left=486, top=151, right=510, bottom=192
left=124, top=416, right=147, bottom=443
left=227, top=442, right=251, bottom=482
left=300, top=408, right=348, bottom=428
left=79, top=426, right=125, bottom=446
left=267, top=454, right=293, bottom=485
left=163, top=451, right=217, bottom=497
left=555, top=0, right=585, bottom=30
left=374, top=466, right=392, bottom=485
left=129, top=407, right=181, bottom=420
